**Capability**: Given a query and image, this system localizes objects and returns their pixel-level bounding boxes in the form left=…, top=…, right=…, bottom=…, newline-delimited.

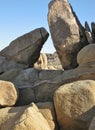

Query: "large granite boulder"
left=0, top=80, right=18, bottom=107
left=48, top=0, right=87, bottom=69
left=77, top=44, right=95, bottom=66
left=0, top=28, right=49, bottom=67
left=0, top=103, right=51, bottom=130
left=54, top=80, right=95, bottom=130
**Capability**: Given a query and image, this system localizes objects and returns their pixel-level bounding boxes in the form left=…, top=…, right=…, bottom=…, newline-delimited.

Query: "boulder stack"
left=0, top=0, right=95, bottom=130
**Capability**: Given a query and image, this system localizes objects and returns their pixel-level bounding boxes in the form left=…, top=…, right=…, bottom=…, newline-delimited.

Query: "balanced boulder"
left=0, top=28, right=49, bottom=67
left=48, top=0, right=86, bottom=69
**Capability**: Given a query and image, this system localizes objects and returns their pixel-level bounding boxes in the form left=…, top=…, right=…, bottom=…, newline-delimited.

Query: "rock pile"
left=0, top=0, right=95, bottom=130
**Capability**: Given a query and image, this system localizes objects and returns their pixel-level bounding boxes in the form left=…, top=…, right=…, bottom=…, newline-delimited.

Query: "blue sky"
left=0, top=0, right=95, bottom=53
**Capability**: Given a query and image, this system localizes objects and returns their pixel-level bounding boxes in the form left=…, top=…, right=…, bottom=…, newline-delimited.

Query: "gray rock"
left=0, top=28, right=49, bottom=67
left=16, top=87, right=35, bottom=106
left=48, top=0, right=87, bottom=69
left=13, top=68, right=40, bottom=88
left=89, top=117, right=95, bottom=130
left=0, top=56, right=27, bottom=74
left=0, top=69, right=21, bottom=81
left=85, top=21, right=91, bottom=32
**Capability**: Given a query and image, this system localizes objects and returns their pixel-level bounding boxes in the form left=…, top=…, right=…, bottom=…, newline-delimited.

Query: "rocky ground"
left=0, top=0, right=95, bottom=130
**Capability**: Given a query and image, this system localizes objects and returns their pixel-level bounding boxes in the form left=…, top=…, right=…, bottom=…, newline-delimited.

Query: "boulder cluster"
left=0, top=0, right=95, bottom=130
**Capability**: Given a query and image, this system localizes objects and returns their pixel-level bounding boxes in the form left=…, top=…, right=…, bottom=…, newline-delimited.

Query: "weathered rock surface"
left=46, top=52, right=63, bottom=70
left=54, top=80, right=95, bottom=130
left=48, top=0, right=86, bottom=69
left=13, top=69, right=63, bottom=104
left=0, top=69, right=21, bottom=82
left=89, top=117, right=95, bottom=130
left=0, top=103, right=51, bottom=130
left=37, top=102, right=59, bottom=130
left=34, top=53, right=48, bottom=69
left=0, top=28, right=49, bottom=67
left=77, top=44, right=95, bottom=66
left=0, top=56, right=26, bottom=74
left=16, top=87, right=35, bottom=106
left=0, top=80, right=18, bottom=107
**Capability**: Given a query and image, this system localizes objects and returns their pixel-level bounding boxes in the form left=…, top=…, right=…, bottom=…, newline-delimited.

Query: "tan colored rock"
left=34, top=52, right=63, bottom=70
left=0, top=28, right=49, bottom=66
left=89, top=117, right=95, bottom=130
left=54, top=80, right=95, bottom=130
left=37, top=102, right=58, bottom=130
left=85, top=31, right=93, bottom=44
left=46, top=52, right=63, bottom=70
left=48, top=0, right=85, bottom=69
left=0, top=103, right=51, bottom=130
left=0, top=80, right=18, bottom=107
left=77, top=44, right=95, bottom=66
left=34, top=53, right=48, bottom=69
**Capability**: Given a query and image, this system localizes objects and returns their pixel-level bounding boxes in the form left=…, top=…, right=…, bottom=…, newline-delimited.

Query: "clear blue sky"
left=0, top=0, right=95, bottom=53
